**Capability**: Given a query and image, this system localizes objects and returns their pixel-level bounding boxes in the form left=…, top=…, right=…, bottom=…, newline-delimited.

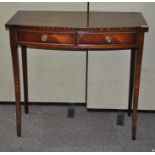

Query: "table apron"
left=16, top=30, right=137, bottom=50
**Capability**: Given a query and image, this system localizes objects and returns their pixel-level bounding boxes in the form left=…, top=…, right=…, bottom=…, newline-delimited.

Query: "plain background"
left=0, top=2, right=155, bottom=110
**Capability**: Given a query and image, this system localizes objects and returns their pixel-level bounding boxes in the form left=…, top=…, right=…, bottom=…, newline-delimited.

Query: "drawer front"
left=78, top=32, right=136, bottom=45
left=17, top=31, right=76, bottom=45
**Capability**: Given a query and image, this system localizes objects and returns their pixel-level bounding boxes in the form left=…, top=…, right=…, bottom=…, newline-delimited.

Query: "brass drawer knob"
left=105, top=36, right=112, bottom=43
left=41, top=34, right=48, bottom=42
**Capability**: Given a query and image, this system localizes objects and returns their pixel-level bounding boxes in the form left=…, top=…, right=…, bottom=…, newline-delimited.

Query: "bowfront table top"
left=5, top=11, right=149, bottom=140
left=6, top=11, right=148, bottom=31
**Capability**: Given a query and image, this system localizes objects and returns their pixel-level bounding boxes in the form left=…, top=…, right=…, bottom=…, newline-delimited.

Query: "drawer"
left=78, top=32, right=136, bottom=45
left=17, top=31, right=76, bottom=45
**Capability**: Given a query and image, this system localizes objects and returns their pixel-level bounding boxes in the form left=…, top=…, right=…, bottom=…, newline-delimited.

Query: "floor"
left=0, top=105, right=155, bottom=152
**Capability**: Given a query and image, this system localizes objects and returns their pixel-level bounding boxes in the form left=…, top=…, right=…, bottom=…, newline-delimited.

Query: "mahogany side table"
left=5, top=11, right=149, bottom=139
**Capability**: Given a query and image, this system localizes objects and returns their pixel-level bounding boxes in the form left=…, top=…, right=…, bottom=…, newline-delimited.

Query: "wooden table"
left=5, top=11, right=148, bottom=139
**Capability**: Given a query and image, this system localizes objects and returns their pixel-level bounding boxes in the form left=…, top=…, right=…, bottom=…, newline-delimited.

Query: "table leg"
left=128, top=49, right=136, bottom=116
left=10, top=28, right=21, bottom=137
left=21, top=46, right=29, bottom=113
left=132, top=32, right=144, bottom=140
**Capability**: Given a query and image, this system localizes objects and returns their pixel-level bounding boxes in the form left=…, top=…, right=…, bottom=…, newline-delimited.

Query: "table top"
left=6, top=11, right=148, bottom=32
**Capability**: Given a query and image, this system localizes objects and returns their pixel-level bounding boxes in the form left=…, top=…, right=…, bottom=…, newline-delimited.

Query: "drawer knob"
left=105, top=36, right=112, bottom=43
left=41, top=34, right=48, bottom=42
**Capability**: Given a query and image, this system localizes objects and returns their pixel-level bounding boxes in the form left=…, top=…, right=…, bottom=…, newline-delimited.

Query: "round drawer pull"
left=105, top=36, right=112, bottom=43
left=41, top=34, right=48, bottom=42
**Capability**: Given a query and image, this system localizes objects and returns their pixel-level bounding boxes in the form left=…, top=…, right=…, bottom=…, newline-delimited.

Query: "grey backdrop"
left=0, top=2, right=154, bottom=110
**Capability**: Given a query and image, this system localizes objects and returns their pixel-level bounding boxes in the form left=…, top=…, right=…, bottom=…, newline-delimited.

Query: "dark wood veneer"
left=17, top=31, right=76, bottom=45
left=6, top=11, right=148, bottom=32
left=5, top=11, right=148, bottom=140
left=78, top=32, right=136, bottom=45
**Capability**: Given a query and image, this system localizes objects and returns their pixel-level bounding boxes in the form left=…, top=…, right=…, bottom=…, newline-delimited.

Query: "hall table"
left=5, top=11, right=149, bottom=140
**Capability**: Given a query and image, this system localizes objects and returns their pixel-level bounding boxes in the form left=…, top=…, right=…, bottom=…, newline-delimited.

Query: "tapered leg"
left=132, top=32, right=144, bottom=140
left=10, top=28, right=21, bottom=137
left=21, top=46, right=29, bottom=113
left=128, top=49, right=136, bottom=116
